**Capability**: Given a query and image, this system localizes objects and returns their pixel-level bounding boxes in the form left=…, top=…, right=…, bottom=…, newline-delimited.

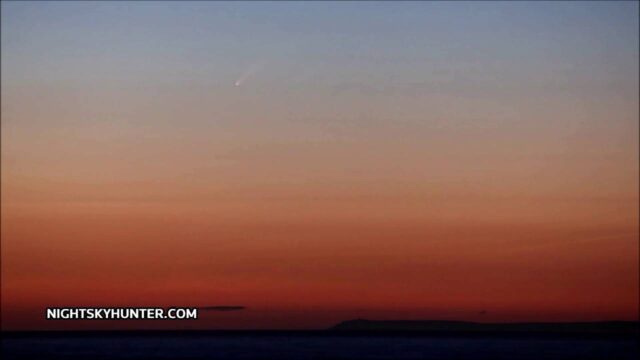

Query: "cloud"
left=199, top=306, right=246, bottom=312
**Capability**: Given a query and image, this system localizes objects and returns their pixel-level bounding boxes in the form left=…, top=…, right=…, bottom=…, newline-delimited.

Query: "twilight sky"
left=1, top=1, right=638, bottom=330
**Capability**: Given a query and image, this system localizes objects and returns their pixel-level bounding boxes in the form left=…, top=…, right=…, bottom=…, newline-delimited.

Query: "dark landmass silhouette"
left=331, top=319, right=639, bottom=336
left=199, top=306, right=246, bottom=311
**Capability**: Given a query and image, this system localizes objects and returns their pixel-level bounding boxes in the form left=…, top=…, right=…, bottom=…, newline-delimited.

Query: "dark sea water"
left=2, top=334, right=638, bottom=360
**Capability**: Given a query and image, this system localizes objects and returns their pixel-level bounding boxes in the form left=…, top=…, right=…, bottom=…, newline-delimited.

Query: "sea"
left=2, top=332, right=638, bottom=359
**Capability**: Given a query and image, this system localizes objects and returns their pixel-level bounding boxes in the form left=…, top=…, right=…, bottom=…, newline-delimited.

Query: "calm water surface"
left=3, top=335, right=638, bottom=360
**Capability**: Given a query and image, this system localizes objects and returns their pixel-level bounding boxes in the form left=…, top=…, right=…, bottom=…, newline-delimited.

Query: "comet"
left=234, top=62, right=264, bottom=87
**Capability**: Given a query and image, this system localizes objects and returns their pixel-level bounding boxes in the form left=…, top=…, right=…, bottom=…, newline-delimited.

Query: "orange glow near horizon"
left=2, top=197, right=637, bottom=329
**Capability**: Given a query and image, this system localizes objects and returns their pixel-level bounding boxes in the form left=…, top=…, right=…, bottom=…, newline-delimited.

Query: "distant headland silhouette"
left=330, top=319, right=639, bottom=336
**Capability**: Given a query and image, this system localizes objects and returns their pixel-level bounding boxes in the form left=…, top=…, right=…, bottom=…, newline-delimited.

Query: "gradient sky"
left=1, top=1, right=638, bottom=330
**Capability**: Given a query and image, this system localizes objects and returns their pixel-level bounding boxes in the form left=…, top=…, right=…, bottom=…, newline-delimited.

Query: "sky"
left=1, top=1, right=638, bottom=330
